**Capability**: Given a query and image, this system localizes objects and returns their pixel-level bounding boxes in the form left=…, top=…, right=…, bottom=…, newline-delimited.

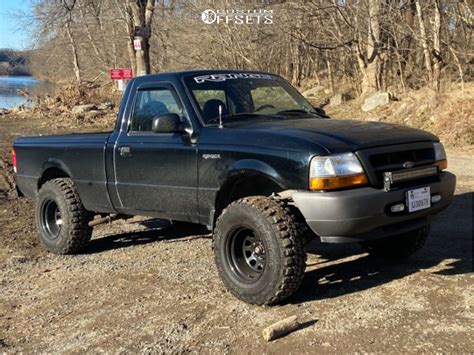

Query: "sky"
left=0, top=0, right=32, bottom=50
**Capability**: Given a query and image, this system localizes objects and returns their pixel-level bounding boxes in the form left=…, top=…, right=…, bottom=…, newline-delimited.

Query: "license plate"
left=406, top=187, right=431, bottom=213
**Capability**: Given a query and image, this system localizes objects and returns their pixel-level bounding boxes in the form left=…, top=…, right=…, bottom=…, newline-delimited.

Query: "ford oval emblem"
left=403, top=161, right=415, bottom=169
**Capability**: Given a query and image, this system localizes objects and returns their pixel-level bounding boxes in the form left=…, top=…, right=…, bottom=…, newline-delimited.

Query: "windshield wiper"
left=276, top=109, right=312, bottom=115
left=276, top=108, right=328, bottom=118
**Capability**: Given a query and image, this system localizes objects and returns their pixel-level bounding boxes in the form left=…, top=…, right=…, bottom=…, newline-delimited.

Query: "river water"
left=0, top=76, right=39, bottom=109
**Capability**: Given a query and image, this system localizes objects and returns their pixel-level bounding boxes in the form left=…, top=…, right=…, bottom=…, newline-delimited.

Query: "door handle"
left=118, top=146, right=132, bottom=157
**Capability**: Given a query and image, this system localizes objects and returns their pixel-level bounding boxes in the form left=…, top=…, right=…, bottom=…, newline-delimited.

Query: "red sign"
left=110, top=68, right=133, bottom=80
left=110, top=68, right=122, bottom=80
left=122, top=68, right=133, bottom=80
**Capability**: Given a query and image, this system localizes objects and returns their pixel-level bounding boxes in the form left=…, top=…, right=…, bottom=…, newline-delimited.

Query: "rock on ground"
left=72, top=104, right=97, bottom=115
left=361, top=92, right=390, bottom=112
left=97, top=102, right=114, bottom=110
left=329, top=93, right=351, bottom=107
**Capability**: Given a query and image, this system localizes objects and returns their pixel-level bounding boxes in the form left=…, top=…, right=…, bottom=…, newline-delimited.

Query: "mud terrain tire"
left=213, top=196, right=306, bottom=305
left=36, top=178, right=92, bottom=254
left=361, top=225, right=430, bottom=258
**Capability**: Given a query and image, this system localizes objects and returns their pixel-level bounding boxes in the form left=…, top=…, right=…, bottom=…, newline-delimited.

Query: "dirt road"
left=1, top=114, right=472, bottom=353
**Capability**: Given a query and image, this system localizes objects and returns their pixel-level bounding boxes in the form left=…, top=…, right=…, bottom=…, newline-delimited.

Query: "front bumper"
left=292, top=172, right=456, bottom=243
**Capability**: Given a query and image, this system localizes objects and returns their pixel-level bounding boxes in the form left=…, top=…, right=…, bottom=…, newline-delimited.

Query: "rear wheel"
left=36, top=178, right=92, bottom=254
left=213, top=196, right=306, bottom=305
left=360, top=225, right=430, bottom=258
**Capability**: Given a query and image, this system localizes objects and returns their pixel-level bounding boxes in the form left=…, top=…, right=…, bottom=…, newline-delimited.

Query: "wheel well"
left=38, top=167, right=70, bottom=190
left=214, top=172, right=283, bottom=223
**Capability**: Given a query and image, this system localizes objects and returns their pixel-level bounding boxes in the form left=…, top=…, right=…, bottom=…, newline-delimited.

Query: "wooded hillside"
left=25, top=0, right=472, bottom=95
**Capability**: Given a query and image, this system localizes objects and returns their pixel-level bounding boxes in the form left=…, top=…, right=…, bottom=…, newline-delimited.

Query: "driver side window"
left=131, top=88, right=183, bottom=132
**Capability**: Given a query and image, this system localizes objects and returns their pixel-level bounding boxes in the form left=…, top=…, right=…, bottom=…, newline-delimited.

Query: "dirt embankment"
left=309, top=82, right=474, bottom=148
left=0, top=103, right=473, bottom=353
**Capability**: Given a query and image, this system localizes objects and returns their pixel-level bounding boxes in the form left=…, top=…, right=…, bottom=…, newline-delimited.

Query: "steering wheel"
left=254, top=104, right=275, bottom=112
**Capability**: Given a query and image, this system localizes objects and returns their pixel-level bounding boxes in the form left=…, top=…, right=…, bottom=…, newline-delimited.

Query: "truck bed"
left=14, top=132, right=114, bottom=213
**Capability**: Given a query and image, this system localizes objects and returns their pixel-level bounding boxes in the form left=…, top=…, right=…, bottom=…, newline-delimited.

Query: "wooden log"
left=262, top=316, right=300, bottom=341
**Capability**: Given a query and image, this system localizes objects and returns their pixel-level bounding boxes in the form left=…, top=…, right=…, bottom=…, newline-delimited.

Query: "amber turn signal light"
left=310, top=173, right=368, bottom=191
left=436, top=159, right=448, bottom=170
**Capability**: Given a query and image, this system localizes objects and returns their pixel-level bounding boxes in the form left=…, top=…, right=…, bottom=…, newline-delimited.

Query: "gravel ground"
left=0, top=114, right=473, bottom=353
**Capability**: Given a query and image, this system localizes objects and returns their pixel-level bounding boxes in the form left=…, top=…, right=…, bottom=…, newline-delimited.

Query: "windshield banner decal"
left=194, top=73, right=275, bottom=83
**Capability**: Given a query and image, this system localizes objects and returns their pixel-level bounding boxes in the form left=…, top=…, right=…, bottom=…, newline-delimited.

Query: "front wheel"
left=213, top=196, right=306, bottom=305
left=360, top=225, right=430, bottom=259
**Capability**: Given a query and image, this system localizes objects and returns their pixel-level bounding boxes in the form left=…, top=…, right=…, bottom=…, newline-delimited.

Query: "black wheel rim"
left=225, top=226, right=266, bottom=283
left=40, top=199, right=62, bottom=240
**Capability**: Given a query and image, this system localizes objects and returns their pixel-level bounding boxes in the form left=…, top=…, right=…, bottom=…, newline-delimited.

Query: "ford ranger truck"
left=13, top=70, right=456, bottom=305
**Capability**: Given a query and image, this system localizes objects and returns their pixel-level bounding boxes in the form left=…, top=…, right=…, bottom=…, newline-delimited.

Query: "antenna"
left=218, top=104, right=223, bottom=128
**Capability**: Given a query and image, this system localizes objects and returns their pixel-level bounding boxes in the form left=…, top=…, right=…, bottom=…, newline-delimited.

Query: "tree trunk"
left=354, top=0, right=382, bottom=96
left=393, top=35, right=407, bottom=92
left=363, top=0, right=382, bottom=95
left=432, top=0, right=442, bottom=92
left=449, top=45, right=464, bottom=91
left=65, top=21, right=81, bottom=83
left=326, top=55, right=334, bottom=94
left=126, top=14, right=138, bottom=73
left=415, top=1, right=433, bottom=85
left=111, top=23, right=118, bottom=68
left=128, top=0, right=155, bottom=76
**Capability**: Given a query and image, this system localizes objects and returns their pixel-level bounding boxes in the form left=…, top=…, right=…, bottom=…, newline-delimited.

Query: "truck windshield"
left=183, top=73, right=317, bottom=125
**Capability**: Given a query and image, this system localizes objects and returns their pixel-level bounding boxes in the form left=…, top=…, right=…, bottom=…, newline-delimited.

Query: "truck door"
left=112, top=83, right=198, bottom=220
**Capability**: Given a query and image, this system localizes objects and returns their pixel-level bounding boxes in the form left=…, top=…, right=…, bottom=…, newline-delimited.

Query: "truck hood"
left=227, top=118, right=438, bottom=153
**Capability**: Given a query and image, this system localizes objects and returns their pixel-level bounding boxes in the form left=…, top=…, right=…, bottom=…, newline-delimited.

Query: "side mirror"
left=152, top=113, right=182, bottom=133
left=313, top=106, right=329, bottom=118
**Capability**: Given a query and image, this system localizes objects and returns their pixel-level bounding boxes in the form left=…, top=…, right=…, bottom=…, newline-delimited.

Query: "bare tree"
left=127, top=0, right=156, bottom=75
left=358, top=0, right=383, bottom=94
left=24, top=0, right=472, bottom=94
left=432, top=0, right=442, bottom=92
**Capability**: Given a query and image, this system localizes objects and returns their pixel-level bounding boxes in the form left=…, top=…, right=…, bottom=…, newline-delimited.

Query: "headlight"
left=309, top=153, right=368, bottom=190
left=433, top=142, right=448, bottom=170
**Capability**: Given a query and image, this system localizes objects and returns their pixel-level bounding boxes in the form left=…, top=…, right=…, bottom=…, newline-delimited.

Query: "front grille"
left=369, top=148, right=434, bottom=172
left=356, top=143, right=438, bottom=188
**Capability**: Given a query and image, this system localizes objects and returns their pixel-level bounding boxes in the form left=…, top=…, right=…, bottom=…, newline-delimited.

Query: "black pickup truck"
left=13, top=70, right=456, bottom=305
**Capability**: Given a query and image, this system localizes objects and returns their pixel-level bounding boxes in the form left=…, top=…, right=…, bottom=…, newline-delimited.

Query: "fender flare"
left=38, top=158, right=73, bottom=188
left=209, top=159, right=286, bottom=227
left=223, top=159, right=285, bottom=188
